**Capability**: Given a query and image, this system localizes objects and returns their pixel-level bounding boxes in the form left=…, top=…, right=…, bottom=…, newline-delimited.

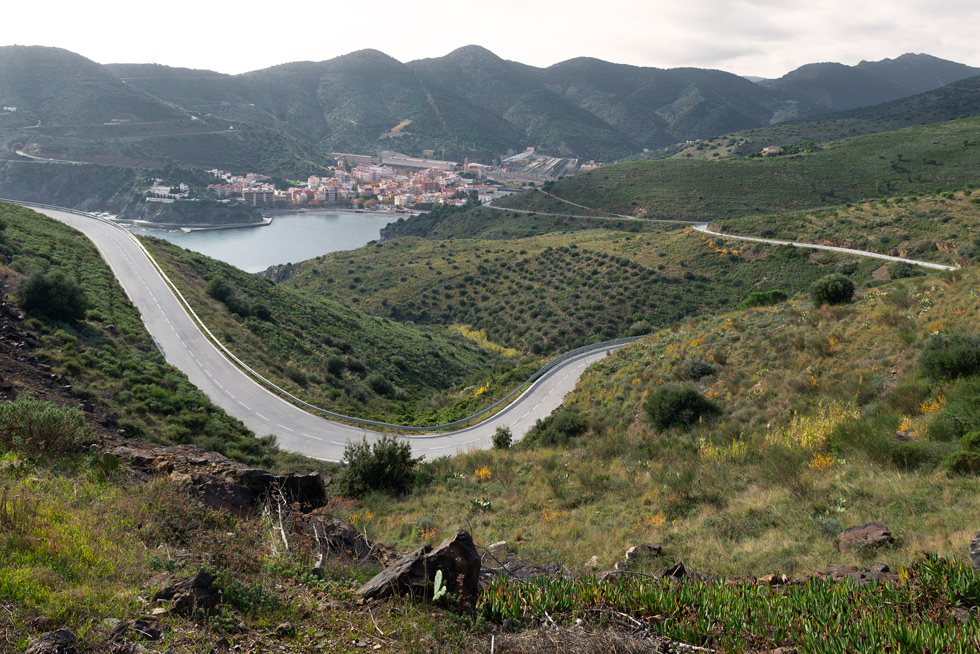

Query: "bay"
left=128, top=211, right=395, bottom=273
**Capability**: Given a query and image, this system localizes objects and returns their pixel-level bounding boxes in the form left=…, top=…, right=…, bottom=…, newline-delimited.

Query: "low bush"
left=918, top=333, right=980, bottom=381
left=890, top=442, right=937, bottom=471
left=741, top=289, right=788, bottom=309
left=644, top=384, right=720, bottom=431
left=0, top=394, right=87, bottom=457
left=809, top=273, right=854, bottom=306
left=493, top=425, right=512, bottom=449
left=337, top=435, right=421, bottom=497
left=682, top=358, right=719, bottom=381
left=524, top=408, right=588, bottom=447
left=16, top=270, right=90, bottom=322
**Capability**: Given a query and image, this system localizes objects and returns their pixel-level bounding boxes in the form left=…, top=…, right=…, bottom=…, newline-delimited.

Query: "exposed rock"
left=358, top=530, right=481, bottom=606
left=819, top=563, right=899, bottom=585
left=300, top=516, right=375, bottom=561
left=625, top=543, right=663, bottom=562
left=663, top=562, right=686, bottom=580
left=489, top=561, right=563, bottom=582
left=275, top=622, right=296, bottom=638
left=970, top=529, right=980, bottom=571
left=237, top=468, right=328, bottom=507
left=758, top=573, right=788, bottom=586
left=26, top=630, right=77, bottom=654
left=837, top=522, right=894, bottom=553
left=584, top=555, right=600, bottom=569
left=185, top=473, right=255, bottom=518
left=152, top=571, right=221, bottom=615
left=488, top=540, right=508, bottom=555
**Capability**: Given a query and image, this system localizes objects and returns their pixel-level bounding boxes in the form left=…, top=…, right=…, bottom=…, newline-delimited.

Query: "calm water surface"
left=128, top=211, right=395, bottom=273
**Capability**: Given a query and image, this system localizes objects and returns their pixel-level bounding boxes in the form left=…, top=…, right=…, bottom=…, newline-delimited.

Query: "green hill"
left=490, top=116, right=980, bottom=222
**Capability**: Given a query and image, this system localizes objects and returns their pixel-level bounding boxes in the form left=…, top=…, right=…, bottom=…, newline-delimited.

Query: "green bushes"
left=0, top=395, right=87, bottom=457
left=523, top=408, right=588, bottom=447
left=918, top=333, right=980, bottom=381
left=492, top=425, right=512, bottom=449
left=337, top=435, right=421, bottom=497
left=809, top=273, right=854, bottom=306
left=644, top=384, right=720, bottom=431
left=741, top=289, right=788, bottom=309
left=16, top=270, right=90, bottom=322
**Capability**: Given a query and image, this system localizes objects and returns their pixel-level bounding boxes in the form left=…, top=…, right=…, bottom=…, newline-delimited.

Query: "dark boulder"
left=152, top=571, right=221, bottom=615
left=970, top=529, right=980, bottom=571
left=302, top=516, right=374, bottom=561
left=358, top=530, right=481, bottom=606
left=26, top=630, right=77, bottom=654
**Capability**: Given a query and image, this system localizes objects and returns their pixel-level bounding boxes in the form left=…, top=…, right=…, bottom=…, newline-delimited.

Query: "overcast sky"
left=3, top=0, right=978, bottom=78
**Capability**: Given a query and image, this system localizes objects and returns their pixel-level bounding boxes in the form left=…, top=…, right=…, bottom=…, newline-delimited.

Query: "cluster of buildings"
left=205, top=159, right=517, bottom=211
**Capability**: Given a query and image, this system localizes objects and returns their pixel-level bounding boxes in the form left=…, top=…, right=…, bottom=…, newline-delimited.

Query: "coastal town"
left=202, top=149, right=600, bottom=212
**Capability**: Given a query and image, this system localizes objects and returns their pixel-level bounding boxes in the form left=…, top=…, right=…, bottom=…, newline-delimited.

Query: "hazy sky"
left=3, top=0, right=978, bottom=78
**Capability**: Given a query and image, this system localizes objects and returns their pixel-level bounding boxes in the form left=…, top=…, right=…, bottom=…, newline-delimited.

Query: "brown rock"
left=189, top=473, right=255, bottom=518
left=837, top=522, right=894, bottom=553
left=970, top=529, right=980, bottom=571
left=358, top=530, right=481, bottom=606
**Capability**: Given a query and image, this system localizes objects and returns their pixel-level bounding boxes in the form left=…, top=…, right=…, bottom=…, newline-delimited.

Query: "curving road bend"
left=29, top=206, right=618, bottom=461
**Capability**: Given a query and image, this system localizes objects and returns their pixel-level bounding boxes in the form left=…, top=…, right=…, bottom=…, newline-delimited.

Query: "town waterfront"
left=128, top=211, right=396, bottom=273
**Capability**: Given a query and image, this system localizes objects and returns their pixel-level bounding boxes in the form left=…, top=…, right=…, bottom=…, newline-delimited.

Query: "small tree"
left=492, top=425, right=512, bottom=449
left=337, top=435, right=421, bottom=497
left=809, top=273, right=854, bottom=306
left=644, top=384, right=720, bottom=431
left=16, top=270, right=89, bottom=322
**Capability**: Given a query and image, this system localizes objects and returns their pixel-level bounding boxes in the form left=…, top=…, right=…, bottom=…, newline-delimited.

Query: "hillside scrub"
left=348, top=265, right=980, bottom=576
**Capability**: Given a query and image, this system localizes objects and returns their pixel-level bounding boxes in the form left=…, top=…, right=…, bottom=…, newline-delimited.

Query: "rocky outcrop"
left=111, top=443, right=329, bottom=516
left=970, top=530, right=980, bottom=571
left=358, top=530, right=481, bottom=606
left=300, top=516, right=375, bottom=561
left=152, top=571, right=221, bottom=615
left=26, top=630, right=77, bottom=654
left=837, top=522, right=894, bottom=553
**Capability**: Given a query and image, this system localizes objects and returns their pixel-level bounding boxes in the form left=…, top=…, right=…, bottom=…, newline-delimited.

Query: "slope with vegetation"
left=494, top=116, right=980, bottom=221
left=279, top=222, right=878, bottom=358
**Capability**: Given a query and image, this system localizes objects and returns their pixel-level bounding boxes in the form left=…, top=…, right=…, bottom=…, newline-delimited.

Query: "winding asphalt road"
left=24, top=205, right=620, bottom=462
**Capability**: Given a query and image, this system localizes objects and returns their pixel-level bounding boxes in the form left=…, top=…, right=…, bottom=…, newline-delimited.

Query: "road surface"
left=26, top=205, right=620, bottom=461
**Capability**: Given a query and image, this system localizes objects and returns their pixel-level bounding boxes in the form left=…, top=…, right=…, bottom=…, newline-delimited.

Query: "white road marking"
left=277, top=424, right=294, bottom=432
left=302, top=433, right=323, bottom=441
left=256, top=413, right=269, bottom=421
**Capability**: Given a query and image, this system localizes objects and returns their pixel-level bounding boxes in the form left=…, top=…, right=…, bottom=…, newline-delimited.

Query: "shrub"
left=919, top=333, right=980, bottom=381
left=682, top=358, right=719, bottom=380
left=366, top=373, right=394, bottom=397
left=943, top=450, right=980, bottom=475
left=644, top=384, right=720, bottom=431
left=0, top=394, right=87, bottom=457
left=325, top=355, right=346, bottom=377
left=890, top=442, right=935, bottom=471
left=492, top=425, right=512, bottom=449
left=741, top=289, right=788, bottom=309
left=524, top=408, right=588, bottom=447
left=337, top=435, right=421, bottom=497
left=809, top=273, right=854, bottom=306
left=16, top=270, right=90, bottom=322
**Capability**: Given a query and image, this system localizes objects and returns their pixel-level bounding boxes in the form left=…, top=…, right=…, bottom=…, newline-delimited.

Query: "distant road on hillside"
left=16, top=203, right=623, bottom=461
left=694, top=223, right=958, bottom=271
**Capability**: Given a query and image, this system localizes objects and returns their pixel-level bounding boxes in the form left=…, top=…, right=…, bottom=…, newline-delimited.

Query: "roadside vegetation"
left=0, top=203, right=287, bottom=468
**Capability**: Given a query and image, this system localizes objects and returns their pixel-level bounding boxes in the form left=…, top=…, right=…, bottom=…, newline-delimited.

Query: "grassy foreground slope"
left=495, top=116, right=980, bottom=221
left=347, top=260, right=980, bottom=578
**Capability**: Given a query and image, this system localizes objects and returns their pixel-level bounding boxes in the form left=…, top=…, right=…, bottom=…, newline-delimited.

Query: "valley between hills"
left=3, top=48, right=980, bottom=653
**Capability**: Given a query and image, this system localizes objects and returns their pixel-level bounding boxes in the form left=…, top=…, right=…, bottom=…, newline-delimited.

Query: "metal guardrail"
left=1, top=198, right=639, bottom=434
